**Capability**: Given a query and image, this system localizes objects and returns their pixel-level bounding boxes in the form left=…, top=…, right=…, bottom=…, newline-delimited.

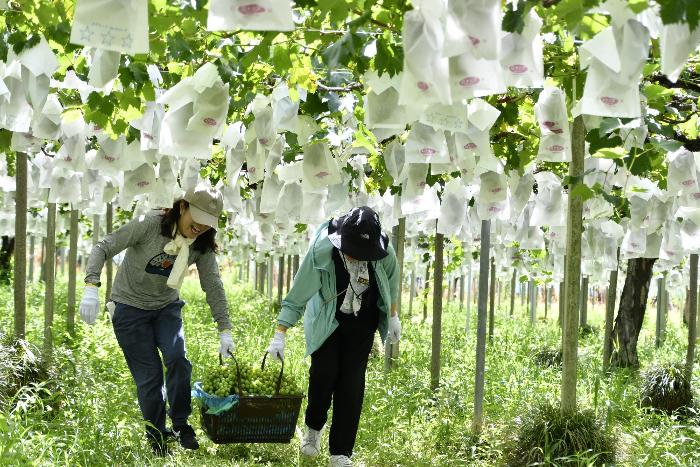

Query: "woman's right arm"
left=84, top=214, right=154, bottom=284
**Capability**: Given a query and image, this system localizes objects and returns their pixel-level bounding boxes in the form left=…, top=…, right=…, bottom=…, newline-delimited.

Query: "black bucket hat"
left=327, top=206, right=389, bottom=261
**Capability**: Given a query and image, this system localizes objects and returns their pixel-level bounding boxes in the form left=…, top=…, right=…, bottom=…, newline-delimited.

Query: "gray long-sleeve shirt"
left=85, top=210, right=232, bottom=331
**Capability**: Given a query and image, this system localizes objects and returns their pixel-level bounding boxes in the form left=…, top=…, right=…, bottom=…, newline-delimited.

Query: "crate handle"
left=261, top=352, right=284, bottom=396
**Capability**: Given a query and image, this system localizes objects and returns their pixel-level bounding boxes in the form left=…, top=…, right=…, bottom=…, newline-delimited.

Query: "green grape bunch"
left=200, top=360, right=303, bottom=397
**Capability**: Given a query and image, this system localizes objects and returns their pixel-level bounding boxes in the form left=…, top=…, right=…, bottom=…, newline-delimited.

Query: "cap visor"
left=189, top=205, right=217, bottom=228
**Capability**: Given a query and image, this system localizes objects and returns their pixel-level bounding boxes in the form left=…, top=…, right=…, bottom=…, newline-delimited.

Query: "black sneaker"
left=174, top=424, right=200, bottom=450
left=150, top=439, right=170, bottom=457
left=162, top=427, right=176, bottom=443
left=147, top=429, right=172, bottom=456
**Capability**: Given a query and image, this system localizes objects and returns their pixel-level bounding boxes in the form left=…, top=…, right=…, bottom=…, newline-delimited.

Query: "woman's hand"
left=219, top=331, right=235, bottom=358
left=388, top=315, right=401, bottom=343
left=266, top=330, right=286, bottom=361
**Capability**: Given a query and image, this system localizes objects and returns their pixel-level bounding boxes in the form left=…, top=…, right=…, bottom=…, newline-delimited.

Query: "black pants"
left=305, top=311, right=377, bottom=457
left=112, top=300, right=192, bottom=442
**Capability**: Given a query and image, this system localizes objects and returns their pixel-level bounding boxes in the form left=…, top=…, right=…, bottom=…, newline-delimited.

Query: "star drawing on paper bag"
left=101, top=29, right=115, bottom=47
left=121, top=33, right=133, bottom=51
left=79, top=24, right=95, bottom=42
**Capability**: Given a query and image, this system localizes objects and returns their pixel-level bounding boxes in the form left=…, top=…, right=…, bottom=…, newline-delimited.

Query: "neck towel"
left=340, top=254, right=370, bottom=315
left=163, top=227, right=196, bottom=290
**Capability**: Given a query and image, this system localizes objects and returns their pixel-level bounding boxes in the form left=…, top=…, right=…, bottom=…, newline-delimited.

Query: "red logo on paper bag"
left=682, top=179, right=695, bottom=186
left=203, top=117, right=217, bottom=126
left=552, top=128, right=564, bottom=134
left=137, top=181, right=150, bottom=187
left=509, top=64, right=528, bottom=74
left=103, top=155, right=116, bottom=162
left=238, top=4, right=266, bottom=15
left=469, top=36, right=481, bottom=46
left=64, top=156, right=73, bottom=162
left=693, top=193, right=700, bottom=199
left=600, top=97, right=619, bottom=106
left=459, top=76, right=480, bottom=87
left=421, top=148, right=436, bottom=156
left=417, top=81, right=430, bottom=91
left=488, top=206, right=502, bottom=213
left=315, top=171, right=329, bottom=178
left=463, top=142, right=477, bottom=150
left=259, top=138, right=269, bottom=145
left=548, top=145, right=565, bottom=152
left=143, top=132, right=153, bottom=140
left=418, top=181, right=426, bottom=187
left=543, top=121, right=555, bottom=128
left=249, top=167, right=256, bottom=174
left=491, top=187, right=503, bottom=193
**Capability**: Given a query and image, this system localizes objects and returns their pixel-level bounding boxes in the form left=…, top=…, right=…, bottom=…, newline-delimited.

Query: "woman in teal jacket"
left=266, top=206, right=401, bottom=467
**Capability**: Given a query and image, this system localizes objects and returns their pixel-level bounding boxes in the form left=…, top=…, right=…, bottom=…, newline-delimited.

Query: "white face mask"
left=339, top=254, right=370, bottom=315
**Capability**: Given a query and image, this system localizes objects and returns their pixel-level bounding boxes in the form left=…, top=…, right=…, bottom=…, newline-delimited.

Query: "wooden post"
left=430, top=230, right=444, bottom=390
left=488, top=256, right=495, bottom=340
left=28, top=234, right=35, bottom=283
left=277, top=255, right=285, bottom=305
left=59, top=247, right=65, bottom=277
left=558, top=281, right=564, bottom=328
left=472, top=219, right=491, bottom=435
left=105, top=203, right=113, bottom=308
left=509, top=269, right=516, bottom=316
left=466, top=263, right=472, bottom=331
left=67, top=209, right=79, bottom=337
left=561, top=115, right=585, bottom=413
left=529, top=279, right=536, bottom=324
left=459, top=272, right=465, bottom=322
left=423, top=261, right=431, bottom=322
left=603, top=263, right=619, bottom=371
left=386, top=217, right=405, bottom=371
left=686, top=255, right=698, bottom=379
left=40, top=237, right=46, bottom=282
left=14, top=152, right=28, bottom=339
left=267, top=255, right=274, bottom=301
left=656, top=274, right=667, bottom=348
left=44, top=203, right=57, bottom=362
left=408, top=266, right=416, bottom=317
left=497, top=279, right=501, bottom=309
left=579, top=276, right=589, bottom=327
left=286, top=254, right=292, bottom=292
left=93, top=214, right=100, bottom=246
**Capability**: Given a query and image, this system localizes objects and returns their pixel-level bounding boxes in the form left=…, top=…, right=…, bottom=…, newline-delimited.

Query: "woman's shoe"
left=174, top=424, right=200, bottom=450
left=328, top=454, right=353, bottom=466
left=300, top=426, right=323, bottom=457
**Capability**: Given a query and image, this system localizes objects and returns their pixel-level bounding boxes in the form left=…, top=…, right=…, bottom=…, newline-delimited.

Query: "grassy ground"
left=0, top=273, right=699, bottom=466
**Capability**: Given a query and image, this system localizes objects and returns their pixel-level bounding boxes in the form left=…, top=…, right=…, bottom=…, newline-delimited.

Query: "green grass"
left=1, top=275, right=699, bottom=466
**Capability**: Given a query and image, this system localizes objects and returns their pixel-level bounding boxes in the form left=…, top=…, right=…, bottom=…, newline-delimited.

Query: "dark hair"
left=160, top=200, right=218, bottom=254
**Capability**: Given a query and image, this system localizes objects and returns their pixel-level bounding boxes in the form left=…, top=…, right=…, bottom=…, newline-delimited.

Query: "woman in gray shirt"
left=79, top=184, right=234, bottom=455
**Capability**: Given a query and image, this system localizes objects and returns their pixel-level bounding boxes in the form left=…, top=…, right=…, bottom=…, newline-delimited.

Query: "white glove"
left=106, top=301, right=116, bottom=320
left=79, top=285, right=100, bottom=325
left=219, top=331, right=235, bottom=358
left=388, top=315, right=401, bottom=344
left=266, top=331, right=286, bottom=361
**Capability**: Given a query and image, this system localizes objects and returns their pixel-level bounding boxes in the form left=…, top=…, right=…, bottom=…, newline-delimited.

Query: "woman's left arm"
left=195, top=251, right=233, bottom=332
left=383, top=243, right=400, bottom=316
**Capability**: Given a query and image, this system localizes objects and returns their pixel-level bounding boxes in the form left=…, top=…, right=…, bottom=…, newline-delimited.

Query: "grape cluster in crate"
left=201, top=360, right=302, bottom=397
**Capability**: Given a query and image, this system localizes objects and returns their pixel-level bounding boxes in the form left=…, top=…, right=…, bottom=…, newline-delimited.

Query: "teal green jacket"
left=277, top=221, right=399, bottom=356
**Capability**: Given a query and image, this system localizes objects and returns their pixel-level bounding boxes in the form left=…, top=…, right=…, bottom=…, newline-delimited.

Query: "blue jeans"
left=112, top=300, right=192, bottom=441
